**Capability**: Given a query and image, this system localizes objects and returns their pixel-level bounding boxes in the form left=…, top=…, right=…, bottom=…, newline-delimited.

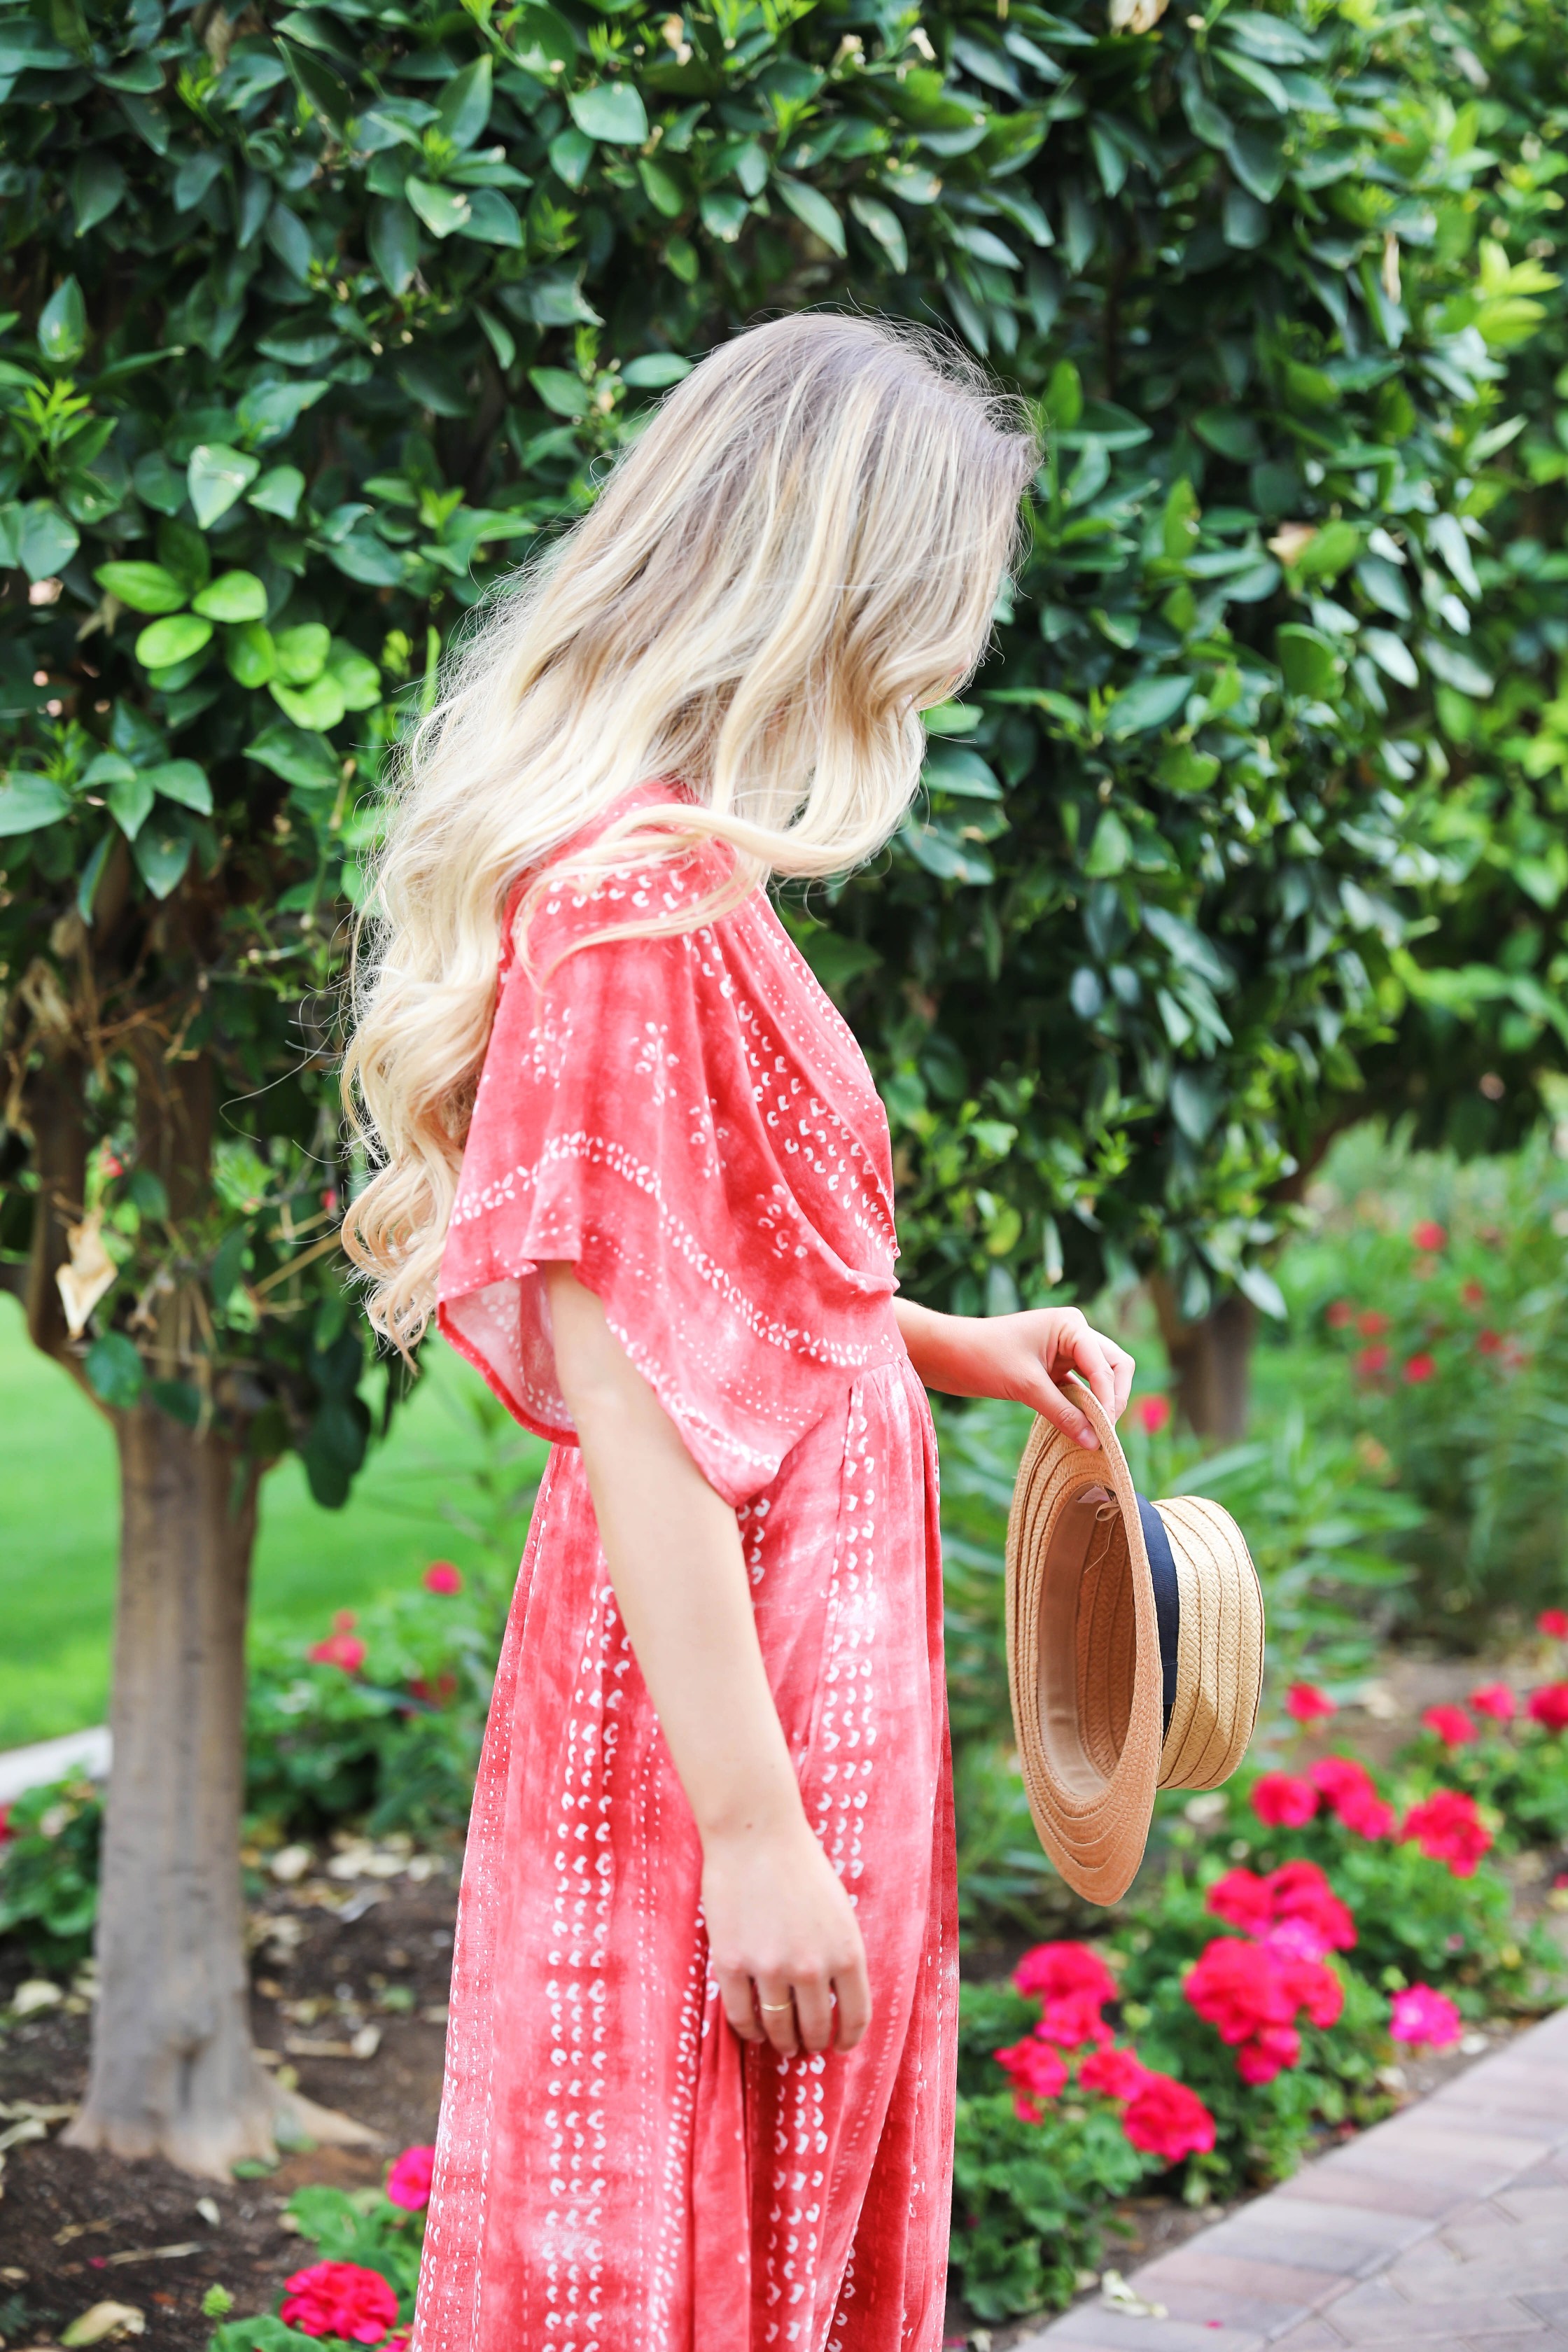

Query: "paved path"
left=1016, top=2003, right=1568, bottom=2352
left=0, top=1724, right=109, bottom=1807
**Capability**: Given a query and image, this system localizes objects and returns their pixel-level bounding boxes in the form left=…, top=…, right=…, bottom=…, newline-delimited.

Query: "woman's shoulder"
left=500, top=777, right=739, bottom=972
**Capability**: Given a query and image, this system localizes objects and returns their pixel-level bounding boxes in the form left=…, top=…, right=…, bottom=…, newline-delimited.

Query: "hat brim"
left=1004, top=1382, right=1261, bottom=1905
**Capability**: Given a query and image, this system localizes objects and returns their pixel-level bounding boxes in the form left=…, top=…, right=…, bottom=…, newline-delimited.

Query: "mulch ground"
left=0, top=1867, right=457, bottom=2351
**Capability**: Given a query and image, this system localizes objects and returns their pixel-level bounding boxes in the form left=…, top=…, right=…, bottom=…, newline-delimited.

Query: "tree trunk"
left=64, top=1404, right=277, bottom=2175
left=1150, top=1279, right=1257, bottom=1443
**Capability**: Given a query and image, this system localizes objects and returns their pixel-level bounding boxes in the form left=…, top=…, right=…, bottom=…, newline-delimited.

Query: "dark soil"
left=0, top=1868, right=457, bottom=2351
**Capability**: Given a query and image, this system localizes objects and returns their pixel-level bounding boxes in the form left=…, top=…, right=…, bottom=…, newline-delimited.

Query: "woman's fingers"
left=718, top=1965, right=766, bottom=2043
left=792, top=1970, right=837, bottom=2055
left=832, top=1953, right=873, bottom=2051
left=753, top=1977, right=801, bottom=2056
left=1028, top=1369, right=1100, bottom=1449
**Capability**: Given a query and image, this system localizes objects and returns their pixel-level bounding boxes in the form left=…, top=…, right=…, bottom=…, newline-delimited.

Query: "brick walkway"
left=1015, top=2003, right=1568, bottom=2352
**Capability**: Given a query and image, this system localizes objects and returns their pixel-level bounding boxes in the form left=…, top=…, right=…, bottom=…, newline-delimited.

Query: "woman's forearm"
left=542, top=1263, right=803, bottom=1842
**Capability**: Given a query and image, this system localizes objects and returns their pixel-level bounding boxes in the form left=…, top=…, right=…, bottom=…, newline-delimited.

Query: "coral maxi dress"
left=416, top=788, right=955, bottom=2352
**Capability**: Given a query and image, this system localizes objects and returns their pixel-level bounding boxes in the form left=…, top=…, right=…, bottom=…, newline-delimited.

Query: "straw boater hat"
left=1005, top=1380, right=1264, bottom=1905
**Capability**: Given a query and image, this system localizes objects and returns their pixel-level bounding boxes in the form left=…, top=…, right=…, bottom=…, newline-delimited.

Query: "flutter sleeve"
left=437, top=858, right=898, bottom=1508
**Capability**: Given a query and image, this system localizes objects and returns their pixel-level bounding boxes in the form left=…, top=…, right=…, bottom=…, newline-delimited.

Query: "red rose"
left=1403, top=1352, right=1438, bottom=1385
left=1266, top=1860, right=1356, bottom=1955
left=1205, top=1868, right=1275, bottom=1937
left=1285, top=1681, right=1336, bottom=1723
left=1421, top=1704, right=1476, bottom=1749
left=308, top=1631, right=367, bottom=1674
left=1236, top=2024, right=1301, bottom=2085
left=1401, top=1788, right=1492, bottom=1877
left=1538, top=1609, right=1568, bottom=1640
left=1184, top=1938, right=1292, bottom=2045
left=1251, top=1771, right=1319, bottom=1828
left=423, top=1562, right=463, bottom=1595
left=1527, top=1682, right=1568, bottom=1732
left=1078, top=2045, right=1149, bottom=2101
left=1121, top=2073, right=1216, bottom=2162
left=1469, top=1683, right=1516, bottom=1722
left=1356, top=1309, right=1390, bottom=1337
left=1476, top=1328, right=1504, bottom=1355
left=1308, top=1754, right=1396, bottom=1838
left=386, top=2143, right=436, bottom=2211
left=1277, top=1952, right=1344, bottom=2029
left=1354, top=1343, right=1390, bottom=1380
left=1412, top=1220, right=1446, bottom=1251
left=1133, top=1394, right=1172, bottom=1435
left=993, top=2033, right=1068, bottom=2121
left=1012, top=1941, right=1116, bottom=2008
left=1037, top=1989, right=1113, bottom=2050
left=1461, top=1280, right=1486, bottom=1308
left=280, top=2261, right=400, bottom=2344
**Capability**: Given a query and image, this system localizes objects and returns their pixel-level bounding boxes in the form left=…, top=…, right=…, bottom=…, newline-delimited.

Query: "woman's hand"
left=701, top=1816, right=872, bottom=2057
left=893, top=1299, right=1135, bottom=1449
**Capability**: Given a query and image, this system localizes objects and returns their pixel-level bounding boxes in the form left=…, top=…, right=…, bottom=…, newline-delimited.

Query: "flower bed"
left=947, top=1670, right=1568, bottom=2326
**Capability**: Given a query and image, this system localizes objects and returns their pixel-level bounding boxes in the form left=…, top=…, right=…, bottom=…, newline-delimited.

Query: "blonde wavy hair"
left=343, top=310, right=1039, bottom=1349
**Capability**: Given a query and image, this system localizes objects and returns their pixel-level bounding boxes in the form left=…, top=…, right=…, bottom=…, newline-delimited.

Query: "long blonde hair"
left=343, top=311, right=1039, bottom=1348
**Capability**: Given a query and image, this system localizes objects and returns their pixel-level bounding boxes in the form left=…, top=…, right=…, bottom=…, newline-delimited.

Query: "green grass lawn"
left=0, top=1301, right=538, bottom=1750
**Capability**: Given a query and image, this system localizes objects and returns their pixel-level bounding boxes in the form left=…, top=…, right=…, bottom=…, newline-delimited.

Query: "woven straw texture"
left=1004, top=1386, right=1264, bottom=1905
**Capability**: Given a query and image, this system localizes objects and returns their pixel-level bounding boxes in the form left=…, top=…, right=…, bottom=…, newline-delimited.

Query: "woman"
left=344, top=314, right=1133, bottom=2352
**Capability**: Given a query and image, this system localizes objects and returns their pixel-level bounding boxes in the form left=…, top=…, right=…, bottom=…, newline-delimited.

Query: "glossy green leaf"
left=1104, top=674, right=1192, bottom=738
left=71, top=152, right=125, bottom=234
left=248, top=465, right=307, bottom=522
left=225, top=622, right=276, bottom=688
left=17, top=500, right=80, bottom=582
left=436, top=55, right=491, bottom=150
left=368, top=197, right=421, bottom=295
left=188, top=443, right=260, bottom=528
left=271, top=675, right=347, bottom=731
left=406, top=178, right=473, bottom=239
left=566, top=81, right=648, bottom=146
left=244, top=722, right=340, bottom=789
left=94, top=561, right=188, bottom=614
left=132, top=815, right=194, bottom=898
left=274, top=623, right=331, bottom=685
left=192, top=570, right=268, bottom=623
left=144, top=759, right=213, bottom=815
left=528, top=367, right=589, bottom=419
left=1277, top=624, right=1340, bottom=698
left=0, top=773, right=71, bottom=834
left=85, top=1331, right=144, bottom=1408
left=38, top=276, right=88, bottom=364
left=106, top=765, right=155, bottom=839
left=326, top=641, right=382, bottom=710
left=774, top=176, right=846, bottom=258
left=621, top=352, right=692, bottom=388
left=135, top=613, right=214, bottom=668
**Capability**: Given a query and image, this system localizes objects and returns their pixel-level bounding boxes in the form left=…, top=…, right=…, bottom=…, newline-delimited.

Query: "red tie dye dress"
left=416, top=788, right=955, bottom=2352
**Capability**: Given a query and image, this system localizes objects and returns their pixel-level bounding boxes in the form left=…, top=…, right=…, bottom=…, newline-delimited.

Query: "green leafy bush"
left=0, top=1774, right=101, bottom=1969
left=1284, top=1132, right=1568, bottom=1636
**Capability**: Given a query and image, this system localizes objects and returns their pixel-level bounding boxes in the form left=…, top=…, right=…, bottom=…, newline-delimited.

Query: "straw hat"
left=1004, top=1380, right=1264, bottom=1905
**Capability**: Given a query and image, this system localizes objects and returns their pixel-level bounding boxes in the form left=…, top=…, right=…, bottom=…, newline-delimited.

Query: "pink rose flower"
left=1390, top=1984, right=1462, bottom=2049
left=281, top=2261, right=400, bottom=2344
left=386, top=2143, right=436, bottom=2211
left=1078, top=2045, right=1149, bottom=2101
left=1403, top=1351, right=1438, bottom=1385
left=1285, top=1681, right=1336, bottom=1723
left=993, top=2033, right=1068, bottom=2121
left=1539, top=1609, right=1568, bottom=1640
left=1420, top=1704, right=1476, bottom=1749
left=1401, top=1788, right=1492, bottom=1877
left=1251, top=1771, right=1319, bottom=1828
left=1527, top=1682, right=1568, bottom=1732
left=1469, top=1683, right=1516, bottom=1722
left=1012, top=1941, right=1116, bottom=2008
left=423, top=1562, right=463, bottom=1595
left=1133, top=1395, right=1171, bottom=1435
left=1121, top=2073, right=1216, bottom=2162
left=1411, top=1220, right=1446, bottom=1252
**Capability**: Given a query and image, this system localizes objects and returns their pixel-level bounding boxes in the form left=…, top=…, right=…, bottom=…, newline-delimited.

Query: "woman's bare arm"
left=895, top=1298, right=1135, bottom=1446
left=542, top=1262, right=871, bottom=2057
